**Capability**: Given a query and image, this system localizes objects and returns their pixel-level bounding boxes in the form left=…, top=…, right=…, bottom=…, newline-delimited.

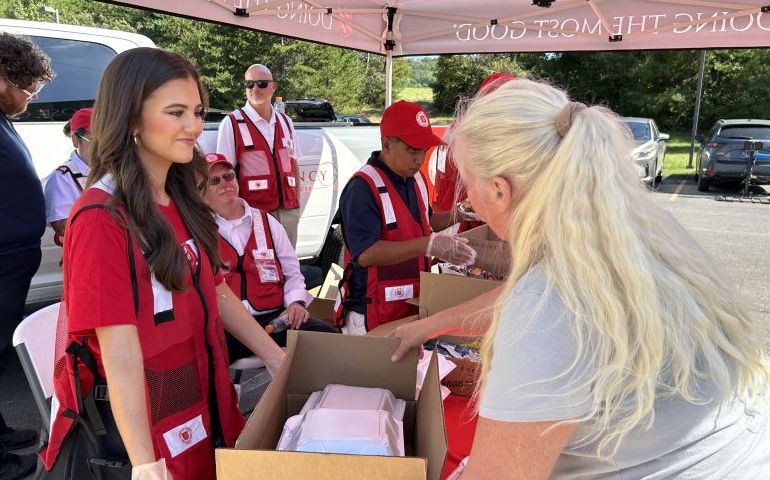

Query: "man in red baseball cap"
left=333, top=101, right=477, bottom=334
left=44, top=107, right=93, bottom=245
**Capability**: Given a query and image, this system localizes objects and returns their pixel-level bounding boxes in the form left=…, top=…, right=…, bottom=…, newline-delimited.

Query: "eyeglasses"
left=6, top=78, right=44, bottom=101
left=244, top=80, right=274, bottom=89
left=209, top=171, right=236, bottom=186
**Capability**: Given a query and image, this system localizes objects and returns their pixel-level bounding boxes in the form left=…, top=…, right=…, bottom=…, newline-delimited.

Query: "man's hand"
left=426, top=232, right=477, bottom=266
left=286, top=301, right=309, bottom=329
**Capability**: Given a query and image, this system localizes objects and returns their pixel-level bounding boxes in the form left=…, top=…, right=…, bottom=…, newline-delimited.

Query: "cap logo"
left=206, top=153, right=219, bottom=162
left=415, top=111, right=429, bottom=128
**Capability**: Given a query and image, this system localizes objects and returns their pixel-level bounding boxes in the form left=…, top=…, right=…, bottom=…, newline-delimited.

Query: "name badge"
left=248, top=179, right=268, bottom=191
left=287, top=176, right=296, bottom=187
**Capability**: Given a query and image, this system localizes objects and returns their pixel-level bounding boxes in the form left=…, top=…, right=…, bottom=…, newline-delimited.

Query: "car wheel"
left=696, top=174, right=712, bottom=192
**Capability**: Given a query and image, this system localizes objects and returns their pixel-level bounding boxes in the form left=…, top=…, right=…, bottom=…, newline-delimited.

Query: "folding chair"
left=12, top=302, right=60, bottom=432
left=229, top=356, right=271, bottom=415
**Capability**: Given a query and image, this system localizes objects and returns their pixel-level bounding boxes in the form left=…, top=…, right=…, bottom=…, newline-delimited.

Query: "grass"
left=397, top=86, right=433, bottom=103
left=664, top=132, right=699, bottom=177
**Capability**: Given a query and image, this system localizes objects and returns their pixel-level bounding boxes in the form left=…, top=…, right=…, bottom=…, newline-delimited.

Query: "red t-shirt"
left=66, top=195, right=223, bottom=335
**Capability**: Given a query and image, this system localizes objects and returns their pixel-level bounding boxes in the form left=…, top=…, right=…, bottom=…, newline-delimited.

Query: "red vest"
left=219, top=208, right=285, bottom=312
left=229, top=109, right=299, bottom=211
left=333, top=164, right=431, bottom=331
left=42, top=182, right=244, bottom=480
left=431, top=144, right=482, bottom=233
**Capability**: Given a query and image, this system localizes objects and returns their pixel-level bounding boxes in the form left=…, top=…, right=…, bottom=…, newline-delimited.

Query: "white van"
left=0, top=19, right=155, bottom=306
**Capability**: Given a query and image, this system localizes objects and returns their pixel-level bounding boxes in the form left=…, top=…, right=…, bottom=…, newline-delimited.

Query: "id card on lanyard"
left=252, top=248, right=279, bottom=283
left=250, top=210, right=280, bottom=283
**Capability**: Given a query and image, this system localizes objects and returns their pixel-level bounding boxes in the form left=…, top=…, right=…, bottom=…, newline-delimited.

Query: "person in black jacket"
left=0, top=32, right=55, bottom=480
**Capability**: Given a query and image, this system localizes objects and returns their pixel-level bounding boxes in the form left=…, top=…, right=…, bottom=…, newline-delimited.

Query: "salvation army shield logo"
left=179, top=427, right=193, bottom=444
left=415, top=111, right=429, bottom=127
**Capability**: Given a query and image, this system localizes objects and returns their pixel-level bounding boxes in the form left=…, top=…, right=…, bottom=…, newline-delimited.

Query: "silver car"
left=622, top=117, right=669, bottom=186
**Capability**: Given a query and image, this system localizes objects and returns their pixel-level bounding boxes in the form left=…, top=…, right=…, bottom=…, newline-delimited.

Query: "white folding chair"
left=12, top=302, right=60, bottom=432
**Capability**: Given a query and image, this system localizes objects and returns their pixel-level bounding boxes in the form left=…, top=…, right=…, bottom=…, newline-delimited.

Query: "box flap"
left=235, top=333, right=297, bottom=450
left=418, top=272, right=500, bottom=318
left=216, top=449, right=427, bottom=479
left=458, top=225, right=510, bottom=278
left=415, top=352, right=448, bottom=480
left=288, top=330, right=418, bottom=401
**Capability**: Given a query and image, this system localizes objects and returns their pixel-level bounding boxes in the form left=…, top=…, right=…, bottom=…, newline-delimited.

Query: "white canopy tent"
left=102, top=0, right=770, bottom=104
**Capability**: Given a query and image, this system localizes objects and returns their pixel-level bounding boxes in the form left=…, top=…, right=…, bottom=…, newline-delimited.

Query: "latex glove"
left=132, top=458, right=172, bottom=480
left=286, top=301, right=310, bottom=329
left=426, top=232, right=477, bottom=266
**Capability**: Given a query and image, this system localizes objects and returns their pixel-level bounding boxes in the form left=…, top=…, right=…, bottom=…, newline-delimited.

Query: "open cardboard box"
left=307, top=264, right=343, bottom=324
left=457, top=224, right=510, bottom=279
left=216, top=330, right=447, bottom=480
left=369, top=272, right=499, bottom=397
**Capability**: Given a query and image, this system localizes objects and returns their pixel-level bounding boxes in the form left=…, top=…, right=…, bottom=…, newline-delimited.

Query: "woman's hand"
left=264, top=349, right=286, bottom=377
left=286, top=301, right=309, bottom=329
left=131, top=458, right=172, bottom=480
left=389, top=319, right=431, bottom=362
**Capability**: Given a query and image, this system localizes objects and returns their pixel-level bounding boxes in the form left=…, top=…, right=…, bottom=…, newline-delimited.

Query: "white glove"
left=132, top=458, right=172, bottom=480
left=426, top=232, right=477, bottom=266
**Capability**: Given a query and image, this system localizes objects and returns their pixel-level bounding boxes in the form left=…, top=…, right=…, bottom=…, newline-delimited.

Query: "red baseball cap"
left=477, top=72, right=517, bottom=96
left=205, top=152, right=233, bottom=170
left=380, top=100, right=443, bottom=150
left=69, top=108, right=93, bottom=133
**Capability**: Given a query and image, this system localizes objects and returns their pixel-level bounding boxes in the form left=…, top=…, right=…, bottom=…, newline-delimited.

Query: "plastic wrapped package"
left=277, top=385, right=407, bottom=457
left=278, top=408, right=405, bottom=456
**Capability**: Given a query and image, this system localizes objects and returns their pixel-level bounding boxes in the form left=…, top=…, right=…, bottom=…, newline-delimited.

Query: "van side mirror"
left=694, top=134, right=705, bottom=143
left=659, top=133, right=669, bottom=140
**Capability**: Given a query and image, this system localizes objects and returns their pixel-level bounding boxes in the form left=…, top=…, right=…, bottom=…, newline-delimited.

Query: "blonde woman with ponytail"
left=390, top=79, right=770, bottom=479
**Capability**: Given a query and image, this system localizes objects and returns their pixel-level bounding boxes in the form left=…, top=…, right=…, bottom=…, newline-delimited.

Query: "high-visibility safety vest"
left=41, top=179, right=244, bottom=480
left=219, top=207, right=285, bottom=312
left=332, top=164, right=431, bottom=331
left=228, top=109, right=299, bottom=212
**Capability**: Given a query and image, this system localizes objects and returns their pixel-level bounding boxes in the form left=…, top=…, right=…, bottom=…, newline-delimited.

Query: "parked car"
left=694, top=119, right=770, bottom=192
left=621, top=117, right=669, bottom=185
left=336, top=114, right=371, bottom=125
left=1, top=19, right=156, bottom=307
left=284, top=98, right=337, bottom=123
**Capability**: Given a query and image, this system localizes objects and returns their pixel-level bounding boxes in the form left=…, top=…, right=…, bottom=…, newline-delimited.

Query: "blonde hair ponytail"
left=453, top=79, right=769, bottom=457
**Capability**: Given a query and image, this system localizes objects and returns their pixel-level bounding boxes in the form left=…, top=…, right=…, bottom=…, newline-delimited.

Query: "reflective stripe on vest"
left=359, top=165, right=397, bottom=227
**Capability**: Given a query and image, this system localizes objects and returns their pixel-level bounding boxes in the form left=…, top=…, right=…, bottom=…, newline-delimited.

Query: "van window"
left=14, top=36, right=117, bottom=122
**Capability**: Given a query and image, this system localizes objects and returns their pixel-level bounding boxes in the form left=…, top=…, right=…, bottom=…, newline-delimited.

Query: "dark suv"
left=284, top=98, right=336, bottom=122
left=695, top=119, right=770, bottom=191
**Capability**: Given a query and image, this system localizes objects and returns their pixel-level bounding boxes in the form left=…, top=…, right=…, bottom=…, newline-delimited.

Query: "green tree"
left=432, top=54, right=524, bottom=114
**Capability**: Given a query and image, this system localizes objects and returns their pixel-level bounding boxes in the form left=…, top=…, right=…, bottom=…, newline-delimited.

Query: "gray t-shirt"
left=480, top=267, right=770, bottom=479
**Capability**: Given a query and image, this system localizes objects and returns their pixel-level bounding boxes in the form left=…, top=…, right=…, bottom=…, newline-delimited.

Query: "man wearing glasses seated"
left=204, top=153, right=337, bottom=354
left=44, top=108, right=93, bottom=245
left=0, top=32, right=55, bottom=480
left=216, top=64, right=302, bottom=248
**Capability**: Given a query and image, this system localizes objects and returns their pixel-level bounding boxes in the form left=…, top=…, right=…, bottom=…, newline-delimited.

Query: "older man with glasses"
left=0, top=32, right=55, bottom=480
left=216, top=64, right=302, bottom=248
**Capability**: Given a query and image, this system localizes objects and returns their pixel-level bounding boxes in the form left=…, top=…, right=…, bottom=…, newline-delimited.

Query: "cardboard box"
left=457, top=224, right=510, bottom=279
left=307, top=264, right=343, bottom=324
left=216, top=331, right=448, bottom=480
left=369, top=272, right=497, bottom=396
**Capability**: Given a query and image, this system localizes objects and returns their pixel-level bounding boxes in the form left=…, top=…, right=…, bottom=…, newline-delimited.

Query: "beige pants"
left=271, top=207, right=300, bottom=249
left=342, top=311, right=367, bottom=336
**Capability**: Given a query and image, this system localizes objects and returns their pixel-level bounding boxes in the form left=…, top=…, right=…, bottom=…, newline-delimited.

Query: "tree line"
left=4, top=0, right=769, bottom=131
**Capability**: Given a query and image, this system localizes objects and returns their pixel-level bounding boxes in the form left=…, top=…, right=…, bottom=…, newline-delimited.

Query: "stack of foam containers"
left=277, top=384, right=406, bottom=457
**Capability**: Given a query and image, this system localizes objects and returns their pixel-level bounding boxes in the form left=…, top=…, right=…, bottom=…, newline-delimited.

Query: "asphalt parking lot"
left=1, top=173, right=768, bottom=476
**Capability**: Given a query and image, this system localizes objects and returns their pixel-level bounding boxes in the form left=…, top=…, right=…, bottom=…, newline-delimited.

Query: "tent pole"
left=385, top=50, right=393, bottom=108
left=688, top=49, right=706, bottom=169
